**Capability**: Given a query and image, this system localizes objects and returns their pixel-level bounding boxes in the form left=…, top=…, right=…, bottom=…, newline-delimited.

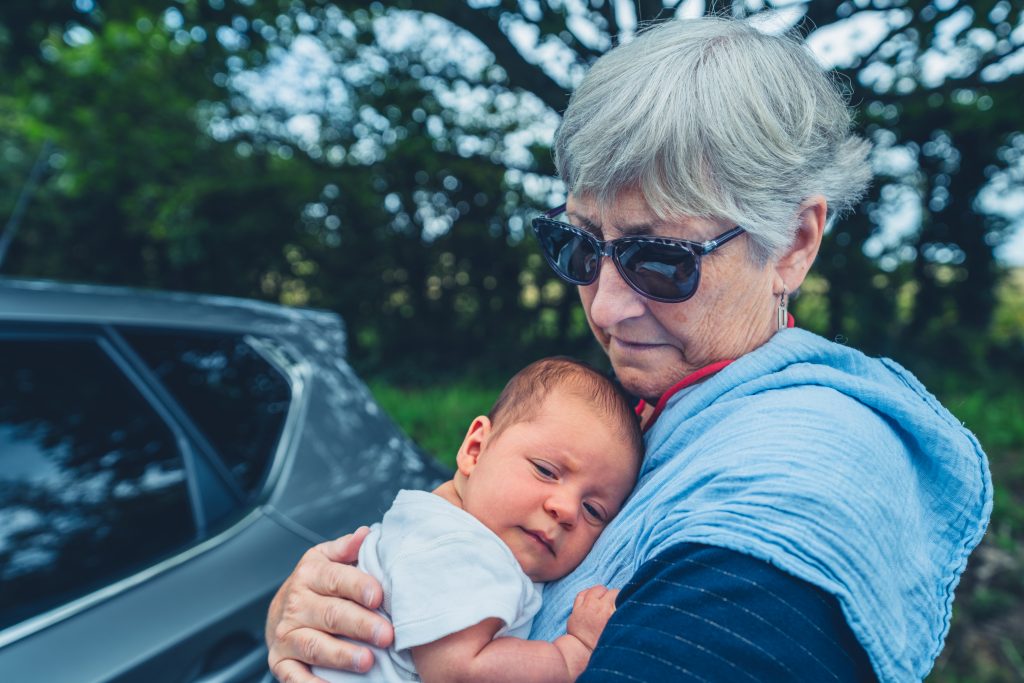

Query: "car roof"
left=0, top=277, right=343, bottom=339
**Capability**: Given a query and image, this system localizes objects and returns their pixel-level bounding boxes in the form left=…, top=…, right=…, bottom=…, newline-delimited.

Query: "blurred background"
left=0, top=1, right=1021, bottom=680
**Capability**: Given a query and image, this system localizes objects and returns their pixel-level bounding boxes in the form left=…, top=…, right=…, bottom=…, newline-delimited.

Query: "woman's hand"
left=266, top=527, right=395, bottom=683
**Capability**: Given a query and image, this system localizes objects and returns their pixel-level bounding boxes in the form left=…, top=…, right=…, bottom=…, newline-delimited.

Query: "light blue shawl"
left=530, top=328, right=992, bottom=682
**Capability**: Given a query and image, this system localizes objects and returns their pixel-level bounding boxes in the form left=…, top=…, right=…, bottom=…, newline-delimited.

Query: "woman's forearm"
left=577, top=542, right=877, bottom=682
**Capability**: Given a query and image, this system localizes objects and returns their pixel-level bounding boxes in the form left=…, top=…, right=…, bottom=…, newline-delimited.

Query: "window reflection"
left=121, top=330, right=290, bottom=495
left=0, top=338, right=194, bottom=631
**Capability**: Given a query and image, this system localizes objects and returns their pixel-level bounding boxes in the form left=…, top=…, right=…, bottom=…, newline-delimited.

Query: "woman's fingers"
left=305, top=556, right=384, bottom=612
left=266, top=527, right=395, bottom=678
left=317, top=527, right=371, bottom=564
left=270, top=589, right=388, bottom=674
left=280, top=553, right=393, bottom=647
left=269, top=657, right=317, bottom=683
left=268, top=626, right=374, bottom=681
left=271, top=655, right=339, bottom=683
left=305, top=595, right=393, bottom=647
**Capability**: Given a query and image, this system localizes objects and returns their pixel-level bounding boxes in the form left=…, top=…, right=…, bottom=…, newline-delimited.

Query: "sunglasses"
left=531, top=204, right=745, bottom=303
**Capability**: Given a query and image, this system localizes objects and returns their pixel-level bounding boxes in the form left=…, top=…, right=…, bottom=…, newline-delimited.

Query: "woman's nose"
left=584, top=257, right=647, bottom=330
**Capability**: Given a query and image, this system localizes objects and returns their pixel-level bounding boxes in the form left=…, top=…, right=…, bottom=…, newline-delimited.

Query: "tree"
left=2, top=0, right=1021, bottom=374
left=816, top=0, right=1024, bottom=365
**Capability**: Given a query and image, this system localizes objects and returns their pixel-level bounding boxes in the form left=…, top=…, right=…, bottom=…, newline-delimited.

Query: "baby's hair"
left=487, top=357, right=644, bottom=464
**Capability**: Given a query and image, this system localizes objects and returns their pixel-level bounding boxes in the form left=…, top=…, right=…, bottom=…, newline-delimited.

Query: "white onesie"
left=313, top=489, right=543, bottom=682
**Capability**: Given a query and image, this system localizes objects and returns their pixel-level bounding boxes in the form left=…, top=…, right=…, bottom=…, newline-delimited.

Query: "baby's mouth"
left=523, top=528, right=555, bottom=556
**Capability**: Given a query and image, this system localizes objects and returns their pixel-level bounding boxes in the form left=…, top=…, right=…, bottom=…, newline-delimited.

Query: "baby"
left=313, top=357, right=643, bottom=682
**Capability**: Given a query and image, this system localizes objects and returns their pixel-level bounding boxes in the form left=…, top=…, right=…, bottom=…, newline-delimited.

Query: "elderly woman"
left=266, top=16, right=991, bottom=682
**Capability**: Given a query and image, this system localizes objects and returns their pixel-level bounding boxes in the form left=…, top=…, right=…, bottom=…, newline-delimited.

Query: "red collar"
left=633, top=313, right=795, bottom=432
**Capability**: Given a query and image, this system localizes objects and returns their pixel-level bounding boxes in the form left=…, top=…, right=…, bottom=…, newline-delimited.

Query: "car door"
left=0, top=323, right=304, bottom=682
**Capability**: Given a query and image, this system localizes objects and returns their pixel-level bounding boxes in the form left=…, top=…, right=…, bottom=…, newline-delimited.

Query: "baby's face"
left=459, top=388, right=639, bottom=582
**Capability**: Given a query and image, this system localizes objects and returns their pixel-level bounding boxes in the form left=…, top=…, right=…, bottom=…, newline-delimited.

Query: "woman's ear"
left=774, top=195, right=827, bottom=293
left=455, top=416, right=492, bottom=477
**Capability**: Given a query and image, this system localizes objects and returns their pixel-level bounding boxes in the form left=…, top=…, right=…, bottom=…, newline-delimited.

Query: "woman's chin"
left=609, top=345, right=693, bottom=402
left=613, top=364, right=677, bottom=404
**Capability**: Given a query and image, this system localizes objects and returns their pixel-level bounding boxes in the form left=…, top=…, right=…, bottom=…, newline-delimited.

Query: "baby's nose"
left=544, top=493, right=579, bottom=528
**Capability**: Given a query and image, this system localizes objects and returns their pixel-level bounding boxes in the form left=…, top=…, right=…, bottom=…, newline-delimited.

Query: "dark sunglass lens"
left=616, top=240, right=699, bottom=301
left=536, top=221, right=600, bottom=284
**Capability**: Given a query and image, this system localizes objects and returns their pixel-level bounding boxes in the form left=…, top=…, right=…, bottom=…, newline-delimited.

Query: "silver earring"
left=777, top=287, right=789, bottom=331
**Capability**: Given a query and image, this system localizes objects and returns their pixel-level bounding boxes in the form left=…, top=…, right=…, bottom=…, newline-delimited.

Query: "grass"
left=367, top=370, right=1023, bottom=681
left=934, top=379, right=1024, bottom=551
left=925, top=377, right=1024, bottom=682
left=367, top=379, right=504, bottom=468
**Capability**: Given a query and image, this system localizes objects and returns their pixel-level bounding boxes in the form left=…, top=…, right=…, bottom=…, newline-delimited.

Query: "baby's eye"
left=583, top=501, right=607, bottom=524
left=532, top=461, right=557, bottom=479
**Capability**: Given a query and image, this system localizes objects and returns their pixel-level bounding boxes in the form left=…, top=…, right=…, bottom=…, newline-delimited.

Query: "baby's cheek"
left=571, top=533, right=602, bottom=566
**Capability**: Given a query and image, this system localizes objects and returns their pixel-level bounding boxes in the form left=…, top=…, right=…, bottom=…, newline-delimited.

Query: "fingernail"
left=361, top=585, right=375, bottom=607
left=372, top=622, right=385, bottom=647
left=354, top=649, right=370, bottom=672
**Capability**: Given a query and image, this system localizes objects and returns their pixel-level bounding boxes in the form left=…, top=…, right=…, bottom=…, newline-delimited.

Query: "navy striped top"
left=579, top=543, right=876, bottom=682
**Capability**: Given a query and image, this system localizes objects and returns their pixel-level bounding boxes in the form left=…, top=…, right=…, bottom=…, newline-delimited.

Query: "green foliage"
left=3, top=1, right=1022, bottom=376
left=991, top=268, right=1024, bottom=347
left=368, top=378, right=503, bottom=468
left=925, top=372, right=1024, bottom=549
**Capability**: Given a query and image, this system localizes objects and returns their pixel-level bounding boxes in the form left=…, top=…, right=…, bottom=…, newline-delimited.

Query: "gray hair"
left=554, top=16, right=872, bottom=263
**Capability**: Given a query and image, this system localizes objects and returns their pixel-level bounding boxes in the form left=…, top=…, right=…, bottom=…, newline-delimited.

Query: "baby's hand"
left=566, top=585, right=619, bottom=651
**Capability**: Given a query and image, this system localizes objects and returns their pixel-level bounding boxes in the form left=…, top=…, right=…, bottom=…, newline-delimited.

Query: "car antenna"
left=0, top=139, right=53, bottom=273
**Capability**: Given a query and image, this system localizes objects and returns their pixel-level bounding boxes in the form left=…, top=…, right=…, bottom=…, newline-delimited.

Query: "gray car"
left=0, top=278, right=448, bottom=682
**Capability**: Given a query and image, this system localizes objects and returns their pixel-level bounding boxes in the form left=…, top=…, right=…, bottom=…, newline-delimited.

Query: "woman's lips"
left=610, top=337, right=664, bottom=352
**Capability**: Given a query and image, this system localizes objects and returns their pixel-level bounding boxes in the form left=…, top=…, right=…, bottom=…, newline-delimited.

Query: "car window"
left=0, top=337, right=195, bottom=632
left=119, top=329, right=291, bottom=496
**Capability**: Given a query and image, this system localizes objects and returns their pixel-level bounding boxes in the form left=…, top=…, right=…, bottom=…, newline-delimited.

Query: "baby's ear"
left=455, top=416, right=491, bottom=476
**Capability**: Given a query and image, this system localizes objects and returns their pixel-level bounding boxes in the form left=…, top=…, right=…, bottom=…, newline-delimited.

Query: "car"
left=0, top=278, right=450, bottom=683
